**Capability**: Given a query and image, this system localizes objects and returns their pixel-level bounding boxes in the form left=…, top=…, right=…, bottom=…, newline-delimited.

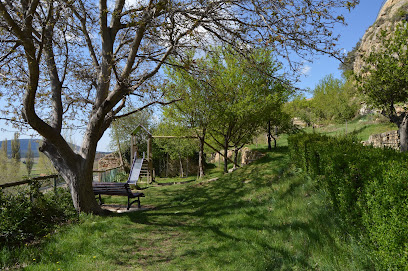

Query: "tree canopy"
left=164, top=47, right=291, bottom=173
left=312, top=74, right=359, bottom=123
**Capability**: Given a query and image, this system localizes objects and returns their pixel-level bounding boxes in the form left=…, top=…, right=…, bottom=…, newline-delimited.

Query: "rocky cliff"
left=354, top=0, right=408, bottom=73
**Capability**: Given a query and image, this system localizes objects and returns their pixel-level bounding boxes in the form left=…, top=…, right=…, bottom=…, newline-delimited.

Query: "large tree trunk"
left=198, top=132, right=206, bottom=178
left=40, top=140, right=102, bottom=214
left=399, top=114, right=408, bottom=152
left=271, top=134, right=277, bottom=149
left=267, top=120, right=272, bottom=150
left=64, top=168, right=101, bottom=214
left=179, top=154, right=184, bottom=177
left=223, top=136, right=229, bottom=173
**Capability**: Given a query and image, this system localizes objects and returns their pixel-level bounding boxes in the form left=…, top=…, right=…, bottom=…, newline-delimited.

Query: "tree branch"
left=113, top=99, right=182, bottom=120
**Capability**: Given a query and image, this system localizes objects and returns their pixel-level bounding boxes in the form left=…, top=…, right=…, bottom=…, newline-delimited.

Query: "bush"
left=0, top=181, right=77, bottom=247
left=363, top=161, right=408, bottom=270
left=288, top=134, right=408, bottom=270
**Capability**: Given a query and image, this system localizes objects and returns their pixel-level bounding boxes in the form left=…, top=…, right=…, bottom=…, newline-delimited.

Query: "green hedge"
left=288, top=134, right=408, bottom=270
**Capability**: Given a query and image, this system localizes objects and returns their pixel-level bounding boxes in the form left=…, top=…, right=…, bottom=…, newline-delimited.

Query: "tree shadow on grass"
left=104, top=147, right=345, bottom=270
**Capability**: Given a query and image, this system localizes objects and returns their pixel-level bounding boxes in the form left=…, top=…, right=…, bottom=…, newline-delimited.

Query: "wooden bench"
left=92, top=182, right=145, bottom=210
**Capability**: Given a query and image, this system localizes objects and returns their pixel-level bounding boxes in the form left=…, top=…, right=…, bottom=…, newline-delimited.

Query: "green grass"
left=304, top=115, right=398, bottom=141
left=1, top=147, right=374, bottom=270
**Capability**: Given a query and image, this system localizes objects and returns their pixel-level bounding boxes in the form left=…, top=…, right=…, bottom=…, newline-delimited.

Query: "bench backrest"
left=92, top=182, right=132, bottom=195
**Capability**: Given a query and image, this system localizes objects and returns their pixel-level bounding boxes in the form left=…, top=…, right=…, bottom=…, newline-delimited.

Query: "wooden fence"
left=0, top=166, right=125, bottom=195
left=0, top=174, right=60, bottom=188
left=0, top=174, right=65, bottom=198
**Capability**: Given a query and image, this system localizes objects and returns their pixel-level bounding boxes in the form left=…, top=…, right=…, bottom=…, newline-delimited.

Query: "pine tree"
left=1, top=139, right=7, bottom=169
left=26, top=140, right=34, bottom=176
left=0, top=139, right=8, bottom=183
left=11, top=132, right=20, bottom=172
left=1, top=139, right=7, bottom=158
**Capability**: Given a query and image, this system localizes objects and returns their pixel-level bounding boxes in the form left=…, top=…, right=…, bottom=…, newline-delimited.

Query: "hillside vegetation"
left=289, top=133, right=408, bottom=270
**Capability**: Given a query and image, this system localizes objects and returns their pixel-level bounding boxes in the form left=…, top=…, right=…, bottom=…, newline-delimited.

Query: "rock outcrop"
left=241, top=147, right=265, bottom=165
left=354, top=0, right=408, bottom=73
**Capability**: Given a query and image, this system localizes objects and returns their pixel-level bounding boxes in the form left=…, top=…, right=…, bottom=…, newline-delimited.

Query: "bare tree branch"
left=114, top=99, right=182, bottom=120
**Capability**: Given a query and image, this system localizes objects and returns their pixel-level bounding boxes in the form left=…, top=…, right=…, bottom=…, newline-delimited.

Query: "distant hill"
left=0, top=139, right=41, bottom=158
left=0, top=139, right=110, bottom=159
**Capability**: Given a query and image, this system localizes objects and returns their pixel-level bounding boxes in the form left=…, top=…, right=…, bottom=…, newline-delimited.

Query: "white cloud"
left=125, top=0, right=149, bottom=8
left=301, top=65, right=312, bottom=76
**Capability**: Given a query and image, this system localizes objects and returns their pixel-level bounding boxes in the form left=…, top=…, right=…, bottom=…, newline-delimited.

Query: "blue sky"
left=296, top=0, right=385, bottom=92
left=0, top=0, right=386, bottom=152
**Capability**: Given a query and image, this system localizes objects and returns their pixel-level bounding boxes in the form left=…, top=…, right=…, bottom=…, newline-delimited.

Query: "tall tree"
left=11, top=132, right=20, bottom=161
left=206, top=48, right=287, bottom=173
left=0, top=139, right=7, bottom=181
left=10, top=132, right=20, bottom=173
left=0, top=0, right=359, bottom=213
left=1, top=139, right=7, bottom=158
left=267, top=109, right=293, bottom=150
left=163, top=52, right=213, bottom=178
left=284, top=94, right=315, bottom=127
left=26, top=140, right=35, bottom=176
left=312, top=74, right=359, bottom=123
left=166, top=47, right=291, bottom=173
left=355, top=22, right=408, bottom=151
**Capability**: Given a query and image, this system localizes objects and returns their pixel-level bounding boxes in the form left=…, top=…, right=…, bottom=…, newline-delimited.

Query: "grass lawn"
left=2, top=147, right=374, bottom=270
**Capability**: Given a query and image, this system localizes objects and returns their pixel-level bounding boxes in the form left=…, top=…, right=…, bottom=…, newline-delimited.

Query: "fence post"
left=54, top=176, right=58, bottom=194
left=29, top=181, right=33, bottom=202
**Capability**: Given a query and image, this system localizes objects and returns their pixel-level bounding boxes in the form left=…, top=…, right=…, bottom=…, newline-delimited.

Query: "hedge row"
left=288, top=133, right=408, bottom=270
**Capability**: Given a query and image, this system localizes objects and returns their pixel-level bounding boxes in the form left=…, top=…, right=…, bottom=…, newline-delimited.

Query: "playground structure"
left=130, top=124, right=241, bottom=182
left=130, top=125, right=198, bottom=182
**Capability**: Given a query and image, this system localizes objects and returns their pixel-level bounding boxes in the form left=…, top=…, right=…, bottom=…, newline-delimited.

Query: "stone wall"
left=362, top=130, right=400, bottom=150
left=241, top=147, right=265, bottom=165
left=210, top=150, right=234, bottom=163
left=98, top=152, right=122, bottom=170
left=210, top=147, right=265, bottom=165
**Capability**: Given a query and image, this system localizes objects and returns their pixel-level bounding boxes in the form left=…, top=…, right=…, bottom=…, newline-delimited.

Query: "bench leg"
left=128, top=197, right=141, bottom=210
left=98, top=194, right=102, bottom=205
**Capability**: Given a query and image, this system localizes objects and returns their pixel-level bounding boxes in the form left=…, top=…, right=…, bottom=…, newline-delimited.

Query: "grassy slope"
left=4, top=147, right=373, bottom=271
left=305, top=115, right=398, bottom=141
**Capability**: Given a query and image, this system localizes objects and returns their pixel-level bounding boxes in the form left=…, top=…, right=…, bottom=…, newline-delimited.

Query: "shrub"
left=288, top=134, right=408, bottom=270
left=363, top=161, right=408, bottom=270
left=0, top=182, right=77, bottom=247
